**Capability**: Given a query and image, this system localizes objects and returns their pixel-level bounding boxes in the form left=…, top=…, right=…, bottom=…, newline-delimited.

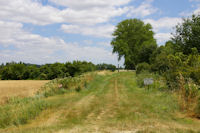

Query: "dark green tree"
left=172, top=14, right=200, bottom=54
left=111, top=19, right=157, bottom=69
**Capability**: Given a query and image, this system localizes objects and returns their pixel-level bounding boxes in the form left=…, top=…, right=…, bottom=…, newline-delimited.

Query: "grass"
left=0, top=80, right=49, bottom=104
left=0, top=97, right=50, bottom=128
left=0, top=72, right=200, bottom=133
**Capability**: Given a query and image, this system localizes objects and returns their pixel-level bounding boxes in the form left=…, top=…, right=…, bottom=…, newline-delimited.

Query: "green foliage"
left=0, top=97, right=49, bottom=128
left=39, top=73, right=95, bottom=97
left=150, top=41, right=176, bottom=74
left=0, top=61, right=114, bottom=80
left=172, top=14, right=200, bottom=54
left=136, top=62, right=151, bottom=75
left=96, top=63, right=116, bottom=72
left=111, top=19, right=157, bottom=69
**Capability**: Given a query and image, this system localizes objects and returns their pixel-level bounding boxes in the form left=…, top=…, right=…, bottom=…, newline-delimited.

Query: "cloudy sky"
left=0, top=0, right=200, bottom=66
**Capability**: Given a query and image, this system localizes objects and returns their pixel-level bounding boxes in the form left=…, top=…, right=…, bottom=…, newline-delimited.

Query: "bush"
left=38, top=73, right=96, bottom=97
left=136, top=62, right=151, bottom=75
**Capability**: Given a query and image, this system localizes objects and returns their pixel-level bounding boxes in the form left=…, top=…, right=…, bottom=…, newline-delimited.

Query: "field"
left=0, top=80, right=49, bottom=104
left=0, top=72, right=200, bottom=133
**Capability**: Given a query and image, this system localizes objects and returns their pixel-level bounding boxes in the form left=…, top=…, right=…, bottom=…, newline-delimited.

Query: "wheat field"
left=0, top=80, right=49, bottom=103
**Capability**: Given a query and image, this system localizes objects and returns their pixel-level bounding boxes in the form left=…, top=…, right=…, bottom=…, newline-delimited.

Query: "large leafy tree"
left=172, top=14, right=200, bottom=54
left=111, top=19, right=157, bottom=69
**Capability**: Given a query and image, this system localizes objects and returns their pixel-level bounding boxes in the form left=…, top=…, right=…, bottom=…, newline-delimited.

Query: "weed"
left=177, top=74, right=200, bottom=117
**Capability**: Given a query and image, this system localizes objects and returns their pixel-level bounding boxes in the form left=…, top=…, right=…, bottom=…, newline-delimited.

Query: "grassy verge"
left=0, top=97, right=49, bottom=128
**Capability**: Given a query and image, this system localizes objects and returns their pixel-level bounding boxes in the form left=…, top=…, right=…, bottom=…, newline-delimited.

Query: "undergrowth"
left=177, top=74, right=200, bottom=117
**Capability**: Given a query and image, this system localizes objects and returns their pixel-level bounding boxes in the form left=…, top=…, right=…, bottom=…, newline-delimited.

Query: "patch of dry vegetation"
left=0, top=80, right=49, bottom=104
left=96, top=70, right=113, bottom=75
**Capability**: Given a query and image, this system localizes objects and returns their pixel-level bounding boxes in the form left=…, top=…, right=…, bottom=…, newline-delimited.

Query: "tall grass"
left=0, top=97, right=49, bottom=128
left=38, top=73, right=96, bottom=97
left=177, top=74, right=200, bottom=117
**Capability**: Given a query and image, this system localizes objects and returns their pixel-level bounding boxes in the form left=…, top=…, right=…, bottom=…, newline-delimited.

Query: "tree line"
left=0, top=61, right=116, bottom=80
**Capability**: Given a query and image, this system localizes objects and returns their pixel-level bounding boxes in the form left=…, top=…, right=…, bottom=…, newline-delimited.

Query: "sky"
left=0, top=0, right=200, bottom=66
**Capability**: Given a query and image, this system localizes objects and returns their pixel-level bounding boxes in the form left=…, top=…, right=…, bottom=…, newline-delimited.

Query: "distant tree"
left=111, top=19, right=157, bottom=69
left=0, top=61, right=115, bottom=80
left=96, top=64, right=116, bottom=71
left=172, top=14, right=200, bottom=54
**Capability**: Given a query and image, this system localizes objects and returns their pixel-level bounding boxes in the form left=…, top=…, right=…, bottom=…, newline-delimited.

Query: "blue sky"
left=0, top=0, right=200, bottom=66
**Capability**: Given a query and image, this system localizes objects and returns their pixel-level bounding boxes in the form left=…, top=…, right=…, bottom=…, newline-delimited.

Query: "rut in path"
left=114, top=78, right=119, bottom=104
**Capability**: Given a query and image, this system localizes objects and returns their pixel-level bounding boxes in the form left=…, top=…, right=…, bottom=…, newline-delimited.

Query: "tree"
left=150, top=41, right=176, bottom=73
left=111, top=19, right=157, bottom=69
left=172, top=14, right=200, bottom=54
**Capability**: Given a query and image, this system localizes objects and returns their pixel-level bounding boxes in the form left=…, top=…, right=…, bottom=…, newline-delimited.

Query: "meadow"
left=0, top=80, right=49, bottom=104
left=0, top=71, right=200, bottom=133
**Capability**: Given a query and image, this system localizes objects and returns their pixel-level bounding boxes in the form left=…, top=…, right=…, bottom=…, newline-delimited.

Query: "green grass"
left=1, top=72, right=200, bottom=133
left=0, top=97, right=49, bottom=128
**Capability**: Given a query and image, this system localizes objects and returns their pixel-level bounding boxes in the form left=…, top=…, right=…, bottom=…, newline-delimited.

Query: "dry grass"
left=96, top=70, right=113, bottom=75
left=0, top=80, right=49, bottom=103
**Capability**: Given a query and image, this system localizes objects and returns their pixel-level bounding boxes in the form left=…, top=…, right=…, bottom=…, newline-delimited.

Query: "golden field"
left=0, top=80, right=49, bottom=103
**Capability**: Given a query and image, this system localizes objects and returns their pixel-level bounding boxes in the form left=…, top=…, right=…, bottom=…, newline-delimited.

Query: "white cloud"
left=97, top=42, right=111, bottom=47
left=0, top=0, right=62, bottom=25
left=0, top=0, right=129, bottom=26
left=155, top=33, right=172, bottom=45
left=143, top=17, right=182, bottom=45
left=0, top=21, right=121, bottom=65
left=144, top=17, right=182, bottom=32
left=49, top=0, right=131, bottom=9
left=127, top=0, right=157, bottom=17
left=61, top=24, right=115, bottom=38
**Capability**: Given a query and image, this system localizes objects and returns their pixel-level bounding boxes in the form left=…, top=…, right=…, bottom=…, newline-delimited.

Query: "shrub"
left=136, top=62, right=151, bottom=75
left=38, top=73, right=96, bottom=97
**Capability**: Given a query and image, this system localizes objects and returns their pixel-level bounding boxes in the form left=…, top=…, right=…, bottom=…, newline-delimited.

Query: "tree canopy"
left=172, top=14, right=200, bottom=54
left=111, top=19, right=157, bottom=69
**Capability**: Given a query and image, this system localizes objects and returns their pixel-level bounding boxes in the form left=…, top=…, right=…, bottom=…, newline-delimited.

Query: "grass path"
left=1, top=72, right=200, bottom=133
